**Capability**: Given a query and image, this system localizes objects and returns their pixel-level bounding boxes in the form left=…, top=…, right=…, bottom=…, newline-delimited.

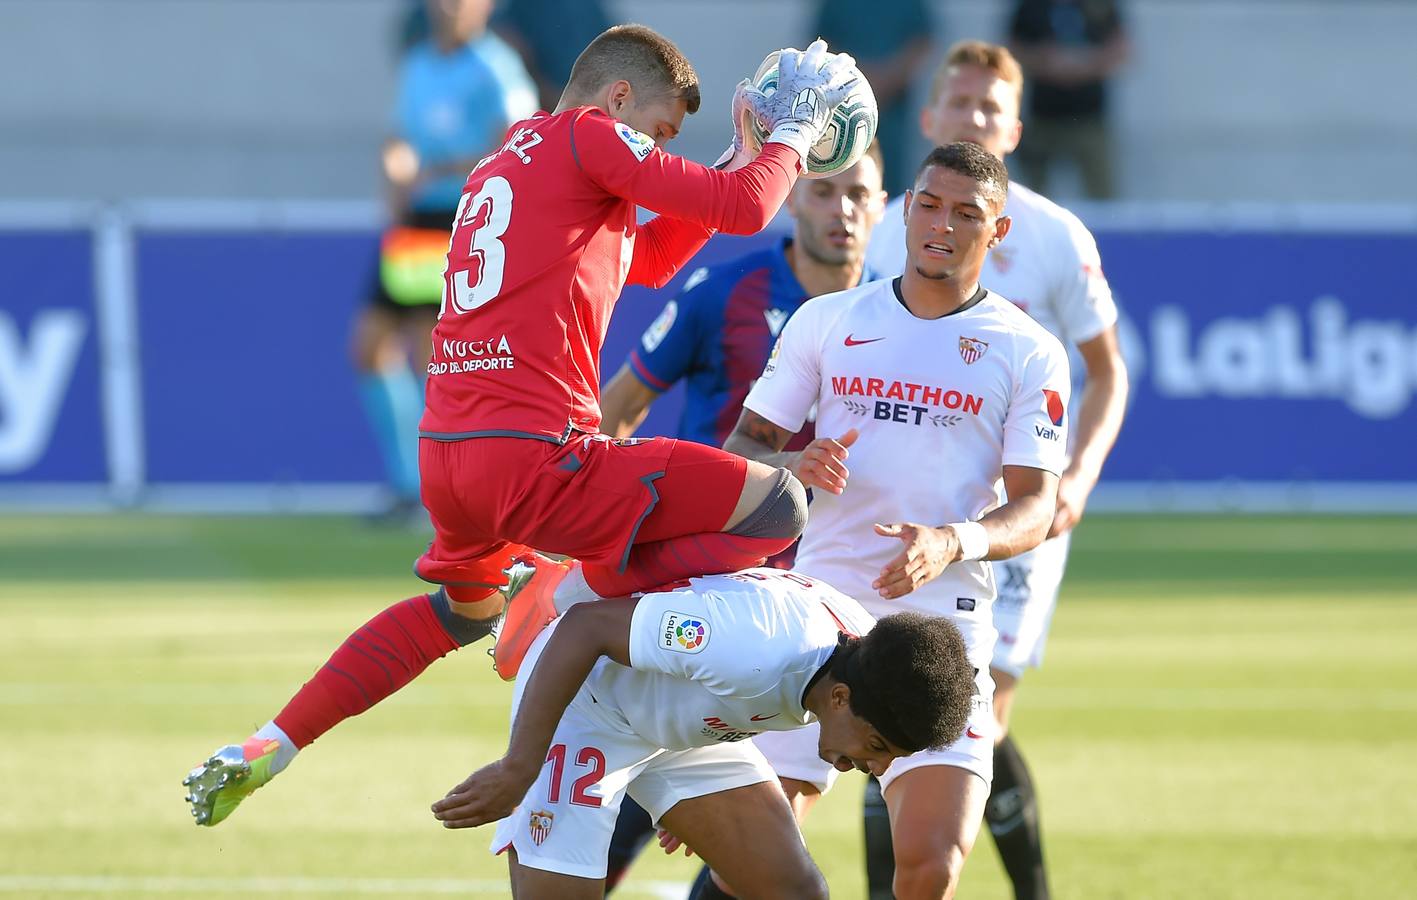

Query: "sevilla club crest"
left=529, top=809, right=555, bottom=846
left=958, top=337, right=989, bottom=365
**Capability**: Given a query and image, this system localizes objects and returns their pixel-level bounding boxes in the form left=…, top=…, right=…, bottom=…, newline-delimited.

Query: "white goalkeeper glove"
left=740, top=39, right=860, bottom=170
left=712, top=81, right=758, bottom=171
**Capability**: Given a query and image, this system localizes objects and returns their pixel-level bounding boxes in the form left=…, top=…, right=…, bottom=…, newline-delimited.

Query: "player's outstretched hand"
left=872, top=522, right=961, bottom=599
left=431, top=757, right=537, bottom=829
left=657, top=828, right=694, bottom=857
left=791, top=427, right=858, bottom=495
left=1048, top=469, right=1094, bottom=538
left=742, top=38, right=861, bottom=167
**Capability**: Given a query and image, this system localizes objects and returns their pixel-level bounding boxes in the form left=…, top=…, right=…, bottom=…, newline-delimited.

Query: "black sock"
left=987, top=735, right=1050, bottom=900
left=604, top=797, right=657, bottom=894
left=862, top=774, right=896, bottom=899
left=687, top=864, right=735, bottom=899
left=427, top=588, right=500, bottom=645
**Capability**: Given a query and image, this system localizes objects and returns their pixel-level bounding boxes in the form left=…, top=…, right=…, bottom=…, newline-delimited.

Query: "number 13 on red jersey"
left=441, top=175, right=513, bottom=318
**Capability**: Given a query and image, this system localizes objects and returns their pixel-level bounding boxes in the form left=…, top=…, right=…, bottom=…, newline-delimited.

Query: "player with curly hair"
left=431, top=566, right=975, bottom=899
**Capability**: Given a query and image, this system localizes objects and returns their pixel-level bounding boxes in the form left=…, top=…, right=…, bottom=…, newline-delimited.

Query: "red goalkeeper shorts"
left=415, top=433, right=748, bottom=585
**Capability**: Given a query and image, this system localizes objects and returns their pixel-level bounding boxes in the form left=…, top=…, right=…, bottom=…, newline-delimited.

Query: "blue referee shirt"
left=395, top=33, right=537, bottom=212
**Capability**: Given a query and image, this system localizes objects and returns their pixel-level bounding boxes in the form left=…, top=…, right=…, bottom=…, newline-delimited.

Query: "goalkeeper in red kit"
left=184, top=25, right=862, bottom=827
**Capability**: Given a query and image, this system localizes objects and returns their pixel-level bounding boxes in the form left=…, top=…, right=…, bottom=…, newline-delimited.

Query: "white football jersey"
left=594, top=568, right=875, bottom=751
left=743, top=279, right=1071, bottom=665
left=866, top=182, right=1118, bottom=349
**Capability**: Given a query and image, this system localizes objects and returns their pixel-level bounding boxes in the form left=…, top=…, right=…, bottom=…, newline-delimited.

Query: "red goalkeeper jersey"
left=420, top=106, right=800, bottom=442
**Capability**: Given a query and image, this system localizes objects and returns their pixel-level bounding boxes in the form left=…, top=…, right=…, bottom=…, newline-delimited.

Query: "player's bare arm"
left=1051, top=325, right=1129, bottom=537
left=381, top=135, right=511, bottom=205
left=599, top=363, right=660, bottom=439
left=873, top=465, right=1059, bottom=599
left=724, top=409, right=858, bottom=495
left=431, top=598, right=638, bottom=828
left=723, top=409, right=795, bottom=466
left=380, top=138, right=419, bottom=215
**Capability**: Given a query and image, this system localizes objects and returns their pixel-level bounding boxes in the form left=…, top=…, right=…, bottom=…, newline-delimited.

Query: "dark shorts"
left=368, top=208, right=457, bottom=316
left=414, top=433, right=748, bottom=585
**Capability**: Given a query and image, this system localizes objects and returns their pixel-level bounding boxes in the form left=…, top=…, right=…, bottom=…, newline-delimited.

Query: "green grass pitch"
left=2, top=514, right=1415, bottom=898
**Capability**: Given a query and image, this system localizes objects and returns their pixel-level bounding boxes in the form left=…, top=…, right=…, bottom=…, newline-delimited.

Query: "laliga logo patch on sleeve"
left=681, top=266, right=711, bottom=292
left=642, top=300, right=678, bottom=352
left=761, top=337, right=782, bottom=377
left=614, top=122, right=655, bottom=162
left=660, top=610, right=711, bottom=654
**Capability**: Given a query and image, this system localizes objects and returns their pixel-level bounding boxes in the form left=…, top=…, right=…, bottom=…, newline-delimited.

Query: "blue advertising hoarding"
left=610, top=228, right=1417, bottom=492
left=2, top=210, right=1413, bottom=509
left=0, top=229, right=106, bottom=484
left=1099, top=232, right=1415, bottom=484
left=135, top=230, right=382, bottom=484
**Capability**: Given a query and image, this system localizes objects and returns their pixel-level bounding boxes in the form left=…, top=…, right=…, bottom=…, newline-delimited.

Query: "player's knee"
left=893, top=842, right=967, bottom=900
left=727, top=467, right=807, bottom=540
left=984, top=784, right=1031, bottom=836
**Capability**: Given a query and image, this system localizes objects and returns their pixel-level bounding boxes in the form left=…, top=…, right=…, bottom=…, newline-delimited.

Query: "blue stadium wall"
left=2, top=205, right=1414, bottom=512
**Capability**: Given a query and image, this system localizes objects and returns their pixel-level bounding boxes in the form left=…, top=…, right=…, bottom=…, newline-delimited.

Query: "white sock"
left=551, top=561, right=601, bottom=614
left=254, top=721, right=300, bottom=776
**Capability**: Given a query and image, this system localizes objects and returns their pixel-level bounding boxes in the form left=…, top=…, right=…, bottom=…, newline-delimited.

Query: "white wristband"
left=765, top=126, right=813, bottom=171
left=947, top=521, right=989, bottom=562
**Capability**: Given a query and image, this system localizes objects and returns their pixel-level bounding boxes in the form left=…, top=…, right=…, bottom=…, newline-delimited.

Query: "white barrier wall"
left=0, top=1, right=1413, bottom=203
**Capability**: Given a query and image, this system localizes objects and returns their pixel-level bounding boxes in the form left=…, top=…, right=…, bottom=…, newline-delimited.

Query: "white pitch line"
left=0, top=875, right=684, bottom=899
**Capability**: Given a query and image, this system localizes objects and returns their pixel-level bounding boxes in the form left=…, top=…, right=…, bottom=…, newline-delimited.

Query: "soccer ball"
left=744, top=49, right=878, bottom=179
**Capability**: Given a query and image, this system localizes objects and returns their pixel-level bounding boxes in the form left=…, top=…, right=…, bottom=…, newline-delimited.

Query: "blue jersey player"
left=596, top=141, right=887, bottom=894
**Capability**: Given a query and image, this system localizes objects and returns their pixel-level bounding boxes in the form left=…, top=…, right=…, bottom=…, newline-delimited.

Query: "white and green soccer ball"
left=745, top=49, right=878, bottom=179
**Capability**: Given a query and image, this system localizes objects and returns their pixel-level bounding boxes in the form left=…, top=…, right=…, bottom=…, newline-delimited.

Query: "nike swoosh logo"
left=966, top=727, right=985, bottom=740
left=749, top=713, right=779, bottom=722
left=844, top=335, right=884, bottom=347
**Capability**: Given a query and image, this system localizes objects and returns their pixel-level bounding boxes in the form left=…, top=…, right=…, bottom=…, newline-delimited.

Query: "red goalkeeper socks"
left=273, top=590, right=494, bottom=748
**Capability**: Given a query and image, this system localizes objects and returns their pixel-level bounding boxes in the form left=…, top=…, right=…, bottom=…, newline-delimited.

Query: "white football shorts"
left=490, top=621, right=778, bottom=879
left=991, top=531, right=1072, bottom=678
left=752, top=667, right=995, bottom=794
